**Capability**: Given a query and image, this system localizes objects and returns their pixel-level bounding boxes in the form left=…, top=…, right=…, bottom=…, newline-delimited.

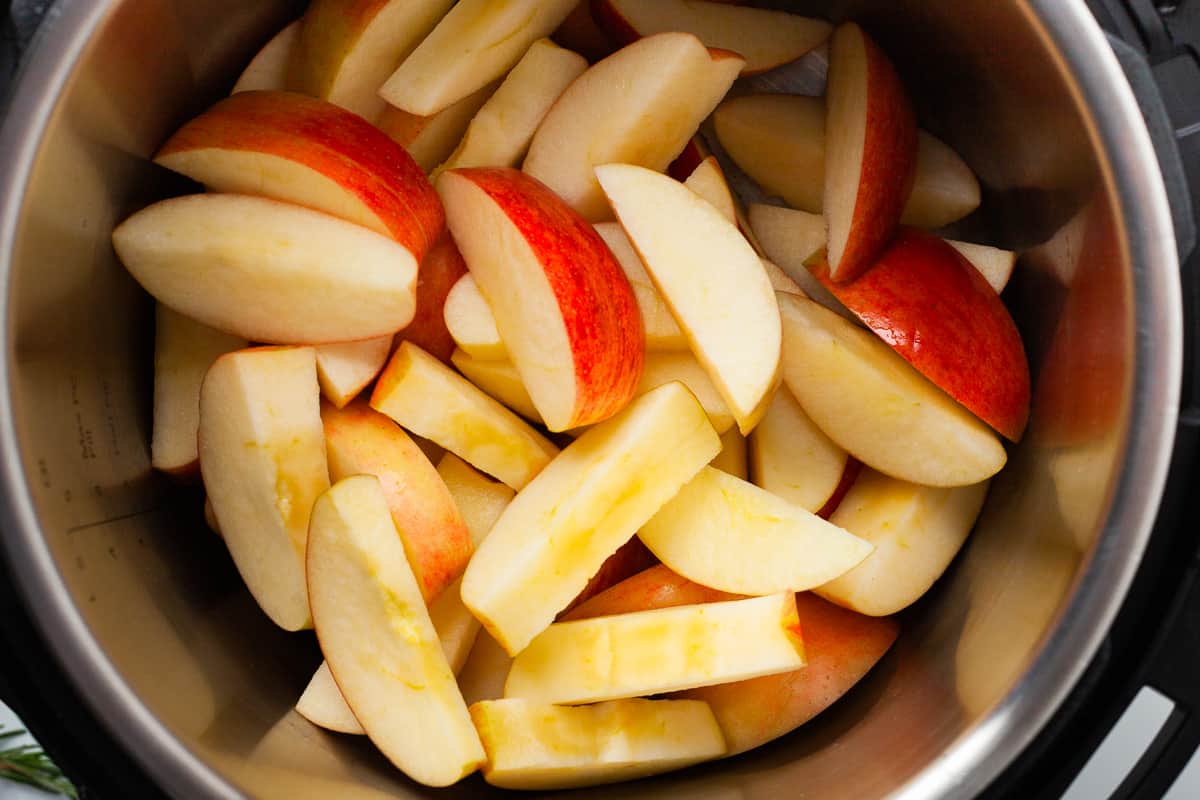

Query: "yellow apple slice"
left=948, top=240, right=1017, bottom=294
left=505, top=592, right=804, bottom=704
left=639, top=467, right=872, bottom=595
left=592, top=0, right=830, bottom=76
left=778, top=293, right=1005, bottom=486
left=232, top=20, right=299, bottom=93
left=593, top=223, right=688, bottom=351
left=462, top=382, right=720, bottom=655
left=525, top=33, right=743, bottom=221
left=471, top=698, right=726, bottom=790
left=313, top=336, right=393, bottom=409
left=376, top=82, right=498, bottom=173
left=683, top=156, right=736, bottom=224
left=380, top=0, right=578, bottom=116
left=818, top=467, right=989, bottom=616
left=450, top=350, right=541, bottom=423
left=637, top=352, right=735, bottom=434
left=292, top=0, right=454, bottom=121
left=597, top=163, right=782, bottom=434
left=296, top=662, right=364, bottom=735
left=112, top=194, right=417, bottom=344
left=443, top=274, right=505, bottom=360
left=370, top=342, right=558, bottom=489
left=749, top=386, right=848, bottom=513
left=459, top=630, right=514, bottom=707
left=710, top=427, right=747, bottom=479
left=152, top=305, right=247, bottom=477
left=198, top=346, right=328, bottom=631
left=439, top=38, right=587, bottom=174
left=307, top=475, right=484, bottom=786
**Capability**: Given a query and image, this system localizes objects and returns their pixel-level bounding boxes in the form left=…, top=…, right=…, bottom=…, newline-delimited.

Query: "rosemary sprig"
left=0, top=726, right=77, bottom=798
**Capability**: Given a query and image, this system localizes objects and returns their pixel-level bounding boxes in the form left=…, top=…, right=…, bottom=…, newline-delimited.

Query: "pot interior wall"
left=3, top=1, right=1130, bottom=797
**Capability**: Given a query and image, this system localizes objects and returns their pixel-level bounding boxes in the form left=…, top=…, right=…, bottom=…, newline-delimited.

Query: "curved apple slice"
left=562, top=565, right=738, bottom=621
left=593, top=223, right=688, bottom=351
left=682, top=156, right=736, bottom=224
left=397, top=235, right=468, bottom=363
left=778, top=293, right=1006, bottom=487
left=559, top=538, right=658, bottom=620
left=296, top=662, right=364, bottom=735
left=450, top=351, right=541, bottom=423
left=313, top=336, right=392, bottom=409
left=750, top=386, right=849, bottom=513
left=232, top=20, right=299, bottom=94
left=444, top=274, right=505, bottom=360
left=376, top=82, right=498, bottom=173
left=637, top=352, right=736, bottom=435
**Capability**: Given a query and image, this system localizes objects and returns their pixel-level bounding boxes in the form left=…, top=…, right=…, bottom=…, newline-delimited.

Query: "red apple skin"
left=155, top=90, right=444, bottom=262
left=560, top=564, right=740, bottom=621
left=444, top=167, right=644, bottom=429
left=553, top=2, right=616, bottom=63
left=397, top=235, right=469, bottom=364
left=558, top=538, right=659, bottom=619
left=813, top=229, right=1031, bottom=441
left=816, top=457, right=863, bottom=520
left=667, top=137, right=709, bottom=182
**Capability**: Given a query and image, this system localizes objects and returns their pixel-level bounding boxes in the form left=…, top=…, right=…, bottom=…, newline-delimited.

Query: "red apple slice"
left=376, top=82, right=498, bottom=173
left=591, top=0, right=830, bottom=76
left=750, top=386, right=849, bottom=513
left=232, top=20, right=299, bottom=94
left=112, top=194, right=417, bottom=344
left=711, top=427, right=748, bottom=479
left=314, top=336, right=392, bottom=409
left=682, top=155, right=737, bottom=224
left=562, top=564, right=738, bottom=621
left=524, top=33, right=744, bottom=221
left=825, top=22, right=918, bottom=282
left=558, top=538, right=658, bottom=619
left=380, top=0, right=578, bottom=116
left=439, top=167, right=644, bottom=431
left=444, top=275, right=505, bottom=360
left=811, top=229, right=1031, bottom=440
left=396, top=235, right=469, bottom=364
left=152, top=305, right=247, bottom=477
left=450, top=351, right=541, bottom=423
left=817, top=458, right=864, bottom=520
left=154, top=91, right=443, bottom=262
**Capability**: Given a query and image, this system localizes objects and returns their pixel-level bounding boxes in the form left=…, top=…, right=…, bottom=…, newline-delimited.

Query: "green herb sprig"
left=0, top=726, right=77, bottom=798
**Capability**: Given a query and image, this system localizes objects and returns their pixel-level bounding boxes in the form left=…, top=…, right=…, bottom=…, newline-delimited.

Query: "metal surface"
left=0, top=1, right=1183, bottom=799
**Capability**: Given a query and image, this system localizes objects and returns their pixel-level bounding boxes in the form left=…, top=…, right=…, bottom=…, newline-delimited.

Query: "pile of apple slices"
left=112, top=0, right=1031, bottom=791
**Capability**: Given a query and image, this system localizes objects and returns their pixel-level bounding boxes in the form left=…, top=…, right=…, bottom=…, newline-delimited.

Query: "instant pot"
left=0, top=0, right=1197, bottom=798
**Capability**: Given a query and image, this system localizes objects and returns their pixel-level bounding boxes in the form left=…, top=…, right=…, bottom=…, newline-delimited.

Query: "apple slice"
left=749, top=386, right=848, bottom=513
left=152, top=305, right=247, bottom=477
left=370, top=342, right=558, bottom=489
left=307, top=475, right=484, bottom=786
left=559, top=538, right=658, bottom=619
left=154, top=91, right=443, bottom=262
left=198, top=346, right=328, bottom=631
left=113, top=194, right=417, bottom=344
left=562, top=564, right=738, bottom=621
left=376, top=82, right=498, bottom=173
left=471, top=698, right=725, bottom=790
left=593, top=223, right=688, bottom=351
left=682, top=156, right=736, bottom=224
left=439, top=39, right=588, bottom=174
left=439, top=167, right=644, bottom=431
left=640, top=467, right=872, bottom=595
left=818, top=458, right=864, bottom=520
left=948, top=240, right=1017, bottom=294
left=778, top=293, right=1005, bottom=487
left=711, top=427, right=748, bottom=479
left=232, top=20, right=299, bottom=94
left=505, top=592, right=805, bottom=704
left=443, top=275, right=505, bottom=360
left=397, top=235, right=469, bottom=363
left=380, top=0, right=578, bottom=116
left=817, top=467, right=989, bottom=616
left=637, top=352, right=735, bottom=435
left=811, top=229, right=1031, bottom=440
left=291, top=0, right=454, bottom=122
left=597, top=163, right=781, bottom=434
left=462, top=382, right=720, bottom=655
left=459, top=630, right=514, bottom=707
left=524, top=33, right=743, bottom=221
left=323, top=400, right=473, bottom=603
left=313, top=336, right=393, bottom=409
left=824, top=22, right=918, bottom=282
left=450, top=351, right=541, bottom=423
left=591, top=0, right=829, bottom=76
left=297, top=662, right=365, bottom=735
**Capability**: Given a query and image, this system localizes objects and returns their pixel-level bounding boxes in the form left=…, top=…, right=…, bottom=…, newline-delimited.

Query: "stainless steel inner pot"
left=0, top=1, right=1183, bottom=798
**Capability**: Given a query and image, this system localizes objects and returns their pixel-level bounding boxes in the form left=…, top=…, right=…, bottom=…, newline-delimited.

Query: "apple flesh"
left=461, top=382, right=720, bottom=655
left=232, top=20, right=299, bottom=94
left=450, top=350, right=541, bottom=423
left=439, top=167, right=644, bottom=431
left=637, top=352, right=735, bottom=435
left=198, top=346, right=328, bottom=631
left=296, top=662, right=365, bottom=735
left=470, top=698, right=726, bottom=790
left=444, top=274, right=505, bottom=360
left=370, top=342, right=559, bottom=490
left=113, top=194, right=418, bottom=344
left=376, top=82, right=498, bottom=173
left=593, top=223, right=688, bottom=351
left=711, top=427, right=748, bottom=479
left=459, top=630, right=514, bottom=707
left=682, top=156, right=736, bottom=224
left=947, top=240, right=1017, bottom=295
left=307, top=475, right=484, bottom=786
left=524, top=32, right=744, bottom=221
left=597, top=163, right=781, bottom=434
left=313, top=336, right=392, bottom=409
left=379, top=0, right=578, bottom=116
left=396, top=235, right=469, bottom=364
left=749, top=386, right=848, bottom=513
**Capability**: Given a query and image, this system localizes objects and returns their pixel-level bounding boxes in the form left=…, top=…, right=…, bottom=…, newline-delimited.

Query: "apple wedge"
left=113, top=194, right=417, bottom=344
left=459, top=630, right=514, bottom=707
left=397, top=235, right=469, bottom=363
left=313, top=336, right=392, bottom=409
left=750, top=386, right=848, bottom=513
left=444, top=275, right=505, bottom=360
left=637, top=352, right=735, bottom=435
left=154, top=91, right=443, bottom=261
left=778, top=293, right=1006, bottom=487
left=948, top=240, right=1017, bottom=294
left=232, top=20, right=299, bottom=94
left=471, top=698, right=726, bottom=790
left=323, top=401, right=473, bottom=603
left=297, top=662, right=365, bottom=735
left=439, top=167, right=644, bottom=431
left=811, top=230, right=1031, bottom=440
left=461, top=382, right=720, bottom=655
left=290, top=0, right=454, bottom=122
left=818, top=458, right=864, bottom=520
left=439, top=39, right=588, bottom=174
left=597, top=163, right=781, bottom=434
left=524, top=33, right=743, bottom=221
left=711, top=427, right=748, bottom=479
left=561, top=564, right=738, bottom=620
left=683, top=156, right=737, bottom=224
left=818, top=467, right=989, bottom=616
left=593, top=223, right=688, bottom=351
left=380, top=0, right=578, bottom=116
left=640, top=467, right=872, bottom=595
left=559, top=538, right=658, bottom=619
left=198, top=346, right=328, bottom=631
left=371, top=342, right=558, bottom=489
left=307, top=475, right=484, bottom=786
left=376, top=82, right=498, bottom=173
left=450, top=351, right=541, bottom=423
left=152, top=305, right=247, bottom=476
left=591, top=0, right=830, bottom=76
left=505, top=592, right=805, bottom=704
